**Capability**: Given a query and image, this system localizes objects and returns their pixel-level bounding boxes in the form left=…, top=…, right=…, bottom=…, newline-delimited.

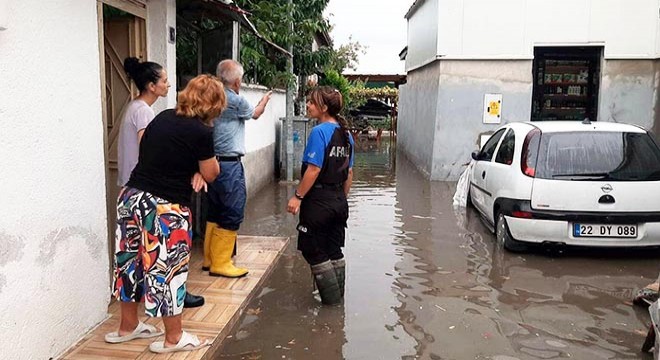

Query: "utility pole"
left=285, top=0, right=295, bottom=182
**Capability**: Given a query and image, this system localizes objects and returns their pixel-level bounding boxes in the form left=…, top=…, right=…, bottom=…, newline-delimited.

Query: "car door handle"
left=482, top=171, right=486, bottom=179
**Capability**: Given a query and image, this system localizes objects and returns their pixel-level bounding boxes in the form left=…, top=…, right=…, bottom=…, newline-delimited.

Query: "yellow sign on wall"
left=488, top=101, right=500, bottom=116
left=483, top=94, right=502, bottom=124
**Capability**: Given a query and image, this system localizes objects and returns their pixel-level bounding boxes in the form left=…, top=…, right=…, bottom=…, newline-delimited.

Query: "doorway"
left=97, top=1, right=147, bottom=263
left=531, top=46, right=602, bottom=121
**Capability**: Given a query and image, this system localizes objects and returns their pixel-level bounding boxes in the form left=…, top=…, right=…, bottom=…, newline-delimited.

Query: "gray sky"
left=325, top=0, right=411, bottom=75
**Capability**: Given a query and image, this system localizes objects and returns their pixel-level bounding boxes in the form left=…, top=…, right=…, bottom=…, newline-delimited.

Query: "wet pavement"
left=219, top=138, right=659, bottom=359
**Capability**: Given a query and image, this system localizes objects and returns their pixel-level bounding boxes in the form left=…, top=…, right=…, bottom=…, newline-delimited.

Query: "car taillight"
left=521, top=128, right=541, bottom=178
left=512, top=210, right=533, bottom=219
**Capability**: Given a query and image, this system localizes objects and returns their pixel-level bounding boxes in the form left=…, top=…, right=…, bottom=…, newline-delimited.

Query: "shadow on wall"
left=0, top=227, right=105, bottom=294
left=0, top=231, right=26, bottom=294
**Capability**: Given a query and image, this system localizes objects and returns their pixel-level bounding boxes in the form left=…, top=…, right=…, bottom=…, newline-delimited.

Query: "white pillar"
left=232, top=21, right=240, bottom=60
left=147, top=0, right=177, bottom=113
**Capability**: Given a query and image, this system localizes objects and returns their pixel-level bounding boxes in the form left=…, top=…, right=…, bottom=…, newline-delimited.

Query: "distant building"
left=344, top=74, right=407, bottom=89
left=399, top=0, right=660, bottom=180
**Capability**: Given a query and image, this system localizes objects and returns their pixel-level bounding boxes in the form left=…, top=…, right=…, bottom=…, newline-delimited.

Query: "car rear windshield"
left=535, top=131, right=660, bottom=181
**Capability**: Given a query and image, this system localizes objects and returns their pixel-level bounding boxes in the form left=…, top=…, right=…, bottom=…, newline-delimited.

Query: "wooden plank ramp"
left=60, top=235, right=289, bottom=360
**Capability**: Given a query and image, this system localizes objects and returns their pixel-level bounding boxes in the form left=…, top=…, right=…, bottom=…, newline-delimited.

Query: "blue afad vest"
left=302, top=127, right=352, bottom=186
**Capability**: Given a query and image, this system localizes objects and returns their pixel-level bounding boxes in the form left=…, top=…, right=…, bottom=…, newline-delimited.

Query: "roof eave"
left=404, top=0, right=427, bottom=19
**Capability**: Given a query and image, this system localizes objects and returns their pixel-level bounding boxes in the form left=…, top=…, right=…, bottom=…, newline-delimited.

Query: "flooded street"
left=220, top=139, right=660, bottom=359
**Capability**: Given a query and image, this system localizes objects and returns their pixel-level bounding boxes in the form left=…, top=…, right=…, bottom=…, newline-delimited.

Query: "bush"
left=319, top=70, right=368, bottom=115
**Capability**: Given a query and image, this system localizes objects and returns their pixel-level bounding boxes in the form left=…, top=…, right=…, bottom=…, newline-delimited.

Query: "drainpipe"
left=285, top=0, right=295, bottom=182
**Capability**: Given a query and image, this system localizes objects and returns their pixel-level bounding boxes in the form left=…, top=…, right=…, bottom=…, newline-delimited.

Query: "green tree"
left=325, top=36, right=366, bottom=73
left=319, top=70, right=367, bottom=115
left=234, top=0, right=333, bottom=89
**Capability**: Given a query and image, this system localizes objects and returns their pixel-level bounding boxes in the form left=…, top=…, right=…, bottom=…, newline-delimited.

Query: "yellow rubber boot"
left=209, top=227, right=248, bottom=278
left=202, top=222, right=218, bottom=271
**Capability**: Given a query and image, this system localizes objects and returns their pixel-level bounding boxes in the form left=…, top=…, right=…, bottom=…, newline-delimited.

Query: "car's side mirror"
left=471, top=150, right=480, bottom=161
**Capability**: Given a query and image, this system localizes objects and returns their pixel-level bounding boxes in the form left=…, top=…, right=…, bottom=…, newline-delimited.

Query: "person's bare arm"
left=198, top=158, right=220, bottom=182
left=343, top=168, right=353, bottom=197
left=137, top=129, right=145, bottom=144
left=252, top=91, right=273, bottom=119
left=287, top=164, right=321, bottom=215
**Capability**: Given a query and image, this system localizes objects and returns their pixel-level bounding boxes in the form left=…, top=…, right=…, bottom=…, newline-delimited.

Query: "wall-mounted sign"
left=483, top=93, right=502, bottom=124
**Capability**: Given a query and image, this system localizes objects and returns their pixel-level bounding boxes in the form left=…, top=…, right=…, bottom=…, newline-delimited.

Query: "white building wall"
left=407, top=0, right=660, bottom=67
left=242, top=85, right=284, bottom=153
left=241, top=85, right=286, bottom=196
left=436, top=0, right=462, bottom=57
left=585, top=0, right=657, bottom=58
left=0, top=1, right=109, bottom=359
left=147, top=0, right=177, bottom=113
left=523, top=0, right=592, bottom=50
left=457, top=0, right=526, bottom=58
left=657, top=0, right=660, bottom=55
left=405, top=0, right=439, bottom=70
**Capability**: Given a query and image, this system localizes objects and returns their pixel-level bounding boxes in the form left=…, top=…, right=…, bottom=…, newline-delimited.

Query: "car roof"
left=522, top=121, right=647, bottom=134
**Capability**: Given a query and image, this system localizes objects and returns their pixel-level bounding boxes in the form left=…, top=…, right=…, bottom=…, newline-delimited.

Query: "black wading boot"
left=331, top=258, right=346, bottom=297
left=311, top=261, right=342, bottom=305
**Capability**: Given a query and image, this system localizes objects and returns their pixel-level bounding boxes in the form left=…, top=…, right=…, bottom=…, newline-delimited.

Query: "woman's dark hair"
left=307, top=86, right=349, bottom=132
left=123, top=57, right=163, bottom=93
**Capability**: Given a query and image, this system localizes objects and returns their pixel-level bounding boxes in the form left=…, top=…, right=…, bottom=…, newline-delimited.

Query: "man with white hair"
left=203, top=59, right=272, bottom=277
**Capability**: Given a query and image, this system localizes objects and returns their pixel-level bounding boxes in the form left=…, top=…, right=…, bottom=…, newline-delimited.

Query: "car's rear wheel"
left=496, top=213, right=527, bottom=252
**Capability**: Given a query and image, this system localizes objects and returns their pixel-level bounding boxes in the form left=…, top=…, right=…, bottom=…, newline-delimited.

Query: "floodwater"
left=219, top=138, right=659, bottom=360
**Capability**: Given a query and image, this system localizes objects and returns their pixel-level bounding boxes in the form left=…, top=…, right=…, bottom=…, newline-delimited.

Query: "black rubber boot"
left=311, top=261, right=342, bottom=305
left=331, top=258, right=346, bottom=297
left=183, top=291, right=205, bottom=308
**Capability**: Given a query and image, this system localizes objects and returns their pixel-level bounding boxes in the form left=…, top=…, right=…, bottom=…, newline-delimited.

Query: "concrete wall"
left=0, top=1, right=110, bottom=359
left=431, top=60, right=533, bottom=180
left=147, top=0, right=177, bottom=113
left=399, top=60, right=533, bottom=180
left=397, top=62, right=440, bottom=177
left=599, top=60, right=660, bottom=134
left=241, top=85, right=286, bottom=197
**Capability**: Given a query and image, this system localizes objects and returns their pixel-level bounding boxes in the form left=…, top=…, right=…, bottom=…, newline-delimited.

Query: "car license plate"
left=573, top=224, right=638, bottom=238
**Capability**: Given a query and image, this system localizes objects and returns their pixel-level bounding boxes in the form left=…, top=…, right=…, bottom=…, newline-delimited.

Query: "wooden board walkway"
left=60, top=235, right=289, bottom=360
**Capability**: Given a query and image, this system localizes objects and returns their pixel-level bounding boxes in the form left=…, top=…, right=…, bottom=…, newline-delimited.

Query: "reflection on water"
left=344, top=139, right=417, bottom=359
left=220, top=138, right=658, bottom=359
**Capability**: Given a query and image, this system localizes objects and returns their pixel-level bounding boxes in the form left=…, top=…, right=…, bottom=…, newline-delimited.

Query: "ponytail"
left=336, top=113, right=349, bottom=133
left=308, top=86, right=352, bottom=148
left=123, top=57, right=164, bottom=93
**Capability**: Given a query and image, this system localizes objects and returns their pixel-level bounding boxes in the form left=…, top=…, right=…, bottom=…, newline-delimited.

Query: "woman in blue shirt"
left=287, top=86, right=355, bottom=305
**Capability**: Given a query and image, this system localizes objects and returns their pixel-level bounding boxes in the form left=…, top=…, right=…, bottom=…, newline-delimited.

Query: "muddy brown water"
left=219, top=139, right=659, bottom=359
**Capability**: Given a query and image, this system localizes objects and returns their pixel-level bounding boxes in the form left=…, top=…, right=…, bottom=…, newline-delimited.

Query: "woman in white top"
left=117, top=58, right=204, bottom=309
left=117, top=57, right=170, bottom=186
